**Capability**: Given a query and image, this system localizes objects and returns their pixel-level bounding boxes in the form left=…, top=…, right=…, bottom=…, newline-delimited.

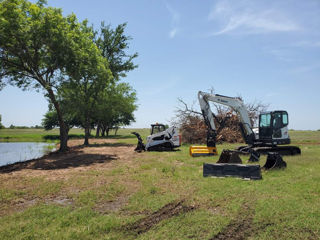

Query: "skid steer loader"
left=132, top=123, right=181, bottom=152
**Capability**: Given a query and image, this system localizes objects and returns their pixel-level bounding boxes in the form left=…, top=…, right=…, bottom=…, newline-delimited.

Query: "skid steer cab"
left=132, top=124, right=181, bottom=152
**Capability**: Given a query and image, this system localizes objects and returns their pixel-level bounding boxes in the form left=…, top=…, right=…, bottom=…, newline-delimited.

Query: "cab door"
left=272, top=111, right=288, bottom=139
left=259, top=113, right=272, bottom=140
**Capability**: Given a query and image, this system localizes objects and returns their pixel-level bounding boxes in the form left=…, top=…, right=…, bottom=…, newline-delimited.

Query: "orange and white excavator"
left=190, top=91, right=301, bottom=158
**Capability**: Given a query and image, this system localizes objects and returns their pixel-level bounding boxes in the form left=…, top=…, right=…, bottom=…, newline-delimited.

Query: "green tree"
left=0, top=0, right=106, bottom=151
left=93, top=22, right=138, bottom=137
left=42, top=108, right=81, bottom=134
left=96, top=22, right=138, bottom=81
left=59, top=22, right=137, bottom=144
left=95, top=83, right=137, bottom=136
left=0, top=114, right=4, bottom=129
left=58, top=21, right=112, bottom=145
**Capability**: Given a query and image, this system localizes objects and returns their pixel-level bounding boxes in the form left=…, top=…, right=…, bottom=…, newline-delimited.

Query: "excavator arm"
left=190, top=91, right=256, bottom=157
left=198, top=91, right=256, bottom=145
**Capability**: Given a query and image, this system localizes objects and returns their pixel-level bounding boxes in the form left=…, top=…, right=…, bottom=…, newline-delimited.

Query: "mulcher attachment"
left=262, top=152, right=287, bottom=170
left=203, top=163, right=262, bottom=180
left=131, top=132, right=146, bottom=152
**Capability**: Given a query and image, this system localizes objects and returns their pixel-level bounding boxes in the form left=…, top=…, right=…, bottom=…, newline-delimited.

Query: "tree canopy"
left=0, top=114, right=4, bottom=129
left=0, top=0, right=114, bottom=150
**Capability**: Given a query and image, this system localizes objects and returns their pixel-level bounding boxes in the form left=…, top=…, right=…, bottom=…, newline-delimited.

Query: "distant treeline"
left=4, top=125, right=44, bottom=129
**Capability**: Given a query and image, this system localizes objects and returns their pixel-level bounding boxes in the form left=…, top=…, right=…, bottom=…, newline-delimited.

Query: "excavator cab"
left=258, top=111, right=290, bottom=145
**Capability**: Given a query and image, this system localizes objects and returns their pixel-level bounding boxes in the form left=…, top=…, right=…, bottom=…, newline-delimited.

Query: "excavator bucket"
left=189, top=146, right=218, bottom=157
left=217, top=150, right=242, bottom=164
left=131, top=132, right=146, bottom=152
left=263, top=152, right=287, bottom=170
left=203, top=163, right=262, bottom=180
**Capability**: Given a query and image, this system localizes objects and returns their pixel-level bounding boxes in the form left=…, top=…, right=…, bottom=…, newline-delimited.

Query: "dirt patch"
left=127, top=200, right=196, bottom=234
left=0, top=198, right=39, bottom=216
left=0, top=139, right=140, bottom=215
left=210, top=202, right=255, bottom=240
left=95, top=194, right=129, bottom=214
left=0, top=139, right=137, bottom=179
left=45, top=196, right=74, bottom=206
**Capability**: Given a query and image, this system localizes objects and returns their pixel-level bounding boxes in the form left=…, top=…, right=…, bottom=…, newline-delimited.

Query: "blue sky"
left=1, top=0, right=320, bottom=130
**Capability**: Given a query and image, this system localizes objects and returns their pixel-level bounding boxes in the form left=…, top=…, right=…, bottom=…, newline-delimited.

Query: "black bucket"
left=203, top=163, right=262, bottom=180
left=217, top=150, right=242, bottom=164
left=263, top=152, right=287, bottom=170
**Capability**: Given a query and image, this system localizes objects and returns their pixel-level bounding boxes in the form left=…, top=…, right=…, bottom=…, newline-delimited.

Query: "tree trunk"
left=101, top=125, right=106, bottom=137
left=84, top=118, right=90, bottom=146
left=114, top=127, right=119, bottom=135
left=106, top=127, right=110, bottom=136
left=47, top=88, right=68, bottom=151
left=95, top=123, right=101, bottom=137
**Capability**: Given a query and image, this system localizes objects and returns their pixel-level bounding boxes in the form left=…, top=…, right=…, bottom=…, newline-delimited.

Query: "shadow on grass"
left=0, top=151, right=117, bottom=173
left=87, top=142, right=134, bottom=148
left=43, top=134, right=136, bottom=141
left=95, top=134, right=136, bottom=139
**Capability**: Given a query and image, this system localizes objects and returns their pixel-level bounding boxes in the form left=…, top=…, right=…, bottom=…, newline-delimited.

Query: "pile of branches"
left=175, top=97, right=267, bottom=144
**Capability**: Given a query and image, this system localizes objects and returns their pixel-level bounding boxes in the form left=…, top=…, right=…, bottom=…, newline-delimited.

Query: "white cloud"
left=169, top=28, right=178, bottom=38
left=165, top=3, right=180, bottom=38
left=208, top=0, right=300, bottom=35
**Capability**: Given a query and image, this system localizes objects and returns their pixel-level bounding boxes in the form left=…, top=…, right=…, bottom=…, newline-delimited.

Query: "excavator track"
left=237, top=145, right=301, bottom=156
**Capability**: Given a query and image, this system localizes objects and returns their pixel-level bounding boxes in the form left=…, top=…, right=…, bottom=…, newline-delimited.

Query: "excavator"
left=132, top=123, right=181, bottom=152
left=190, top=91, right=301, bottom=158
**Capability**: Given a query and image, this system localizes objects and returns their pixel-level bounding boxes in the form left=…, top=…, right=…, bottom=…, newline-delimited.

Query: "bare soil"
left=127, top=200, right=196, bottom=234
left=0, top=139, right=140, bottom=215
left=210, top=202, right=255, bottom=240
left=0, top=139, right=136, bottom=179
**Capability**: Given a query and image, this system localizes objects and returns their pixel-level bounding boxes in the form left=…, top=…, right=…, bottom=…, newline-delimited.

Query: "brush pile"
left=175, top=97, right=267, bottom=144
left=179, top=112, right=243, bottom=144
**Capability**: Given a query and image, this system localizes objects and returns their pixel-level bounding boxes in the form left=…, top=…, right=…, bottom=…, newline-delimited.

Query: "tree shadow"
left=0, top=151, right=117, bottom=174
left=96, top=134, right=136, bottom=139
left=87, top=142, right=134, bottom=148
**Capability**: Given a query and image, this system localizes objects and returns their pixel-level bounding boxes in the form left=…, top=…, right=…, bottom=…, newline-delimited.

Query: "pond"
left=0, top=142, right=56, bottom=167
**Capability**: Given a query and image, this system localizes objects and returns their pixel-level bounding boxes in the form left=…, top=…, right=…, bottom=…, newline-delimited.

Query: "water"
left=0, top=142, right=56, bottom=167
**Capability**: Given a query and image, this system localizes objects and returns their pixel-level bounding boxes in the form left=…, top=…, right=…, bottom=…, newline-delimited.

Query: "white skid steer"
left=132, top=124, right=181, bottom=152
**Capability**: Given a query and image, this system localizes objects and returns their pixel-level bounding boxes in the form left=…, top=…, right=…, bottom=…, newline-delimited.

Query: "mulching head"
left=131, top=132, right=146, bottom=152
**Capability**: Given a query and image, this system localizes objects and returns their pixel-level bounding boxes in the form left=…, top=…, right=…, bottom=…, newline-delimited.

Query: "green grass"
left=0, top=130, right=319, bottom=239
left=0, top=127, right=151, bottom=143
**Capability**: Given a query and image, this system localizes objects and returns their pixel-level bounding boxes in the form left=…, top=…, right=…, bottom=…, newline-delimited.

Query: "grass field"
left=0, top=130, right=319, bottom=239
left=0, top=128, right=150, bottom=143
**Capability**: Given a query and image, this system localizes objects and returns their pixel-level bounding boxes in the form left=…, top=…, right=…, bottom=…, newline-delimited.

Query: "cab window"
left=260, top=113, right=271, bottom=127
left=151, top=125, right=165, bottom=134
left=282, top=112, right=288, bottom=125
left=273, top=112, right=282, bottom=129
